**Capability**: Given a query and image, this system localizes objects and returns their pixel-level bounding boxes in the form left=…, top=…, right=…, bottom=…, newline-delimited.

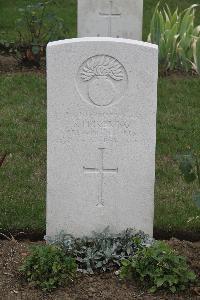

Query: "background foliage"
left=148, top=3, right=200, bottom=74
left=15, top=0, right=67, bottom=66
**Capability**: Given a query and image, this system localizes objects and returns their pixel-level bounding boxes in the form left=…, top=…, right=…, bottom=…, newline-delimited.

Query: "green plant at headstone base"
left=176, top=152, right=200, bottom=208
left=120, top=241, right=196, bottom=293
left=19, top=244, right=77, bottom=291
left=45, top=228, right=154, bottom=274
left=15, top=0, right=67, bottom=67
left=148, top=2, right=200, bottom=74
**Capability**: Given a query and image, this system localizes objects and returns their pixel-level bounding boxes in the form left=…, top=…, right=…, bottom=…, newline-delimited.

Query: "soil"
left=0, top=54, right=18, bottom=73
left=0, top=54, right=45, bottom=74
left=0, top=238, right=199, bottom=300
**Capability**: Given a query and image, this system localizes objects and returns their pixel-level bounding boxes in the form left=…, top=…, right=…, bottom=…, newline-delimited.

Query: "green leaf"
left=32, top=45, right=40, bottom=55
left=193, top=37, right=200, bottom=74
left=183, top=172, right=196, bottom=183
left=149, top=286, right=157, bottom=293
left=156, top=278, right=165, bottom=287
left=177, top=154, right=197, bottom=183
left=96, top=261, right=103, bottom=268
left=170, top=286, right=176, bottom=293
left=187, top=271, right=196, bottom=281
left=193, top=192, right=200, bottom=208
left=121, top=259, right=130, bottom=267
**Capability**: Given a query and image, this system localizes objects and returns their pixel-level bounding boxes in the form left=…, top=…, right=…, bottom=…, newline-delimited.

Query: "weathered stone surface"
left=78, top=0, right=143, bottom=40
left=47, top=37, right=158, bottom=238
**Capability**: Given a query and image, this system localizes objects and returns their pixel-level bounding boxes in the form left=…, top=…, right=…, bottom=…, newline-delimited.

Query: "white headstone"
left=47, top=37, right=158, bottom=238
left=78, top=0, right=143, bottom=40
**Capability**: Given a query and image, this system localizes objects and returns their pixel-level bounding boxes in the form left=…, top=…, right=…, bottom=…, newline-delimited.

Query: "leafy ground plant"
left=120, top=241, right=196, bottom=293
left=176, top=152, right=200, bottom=208
left=45, top=228, right=154, bottom=274
left=19, top=245, right=77, bottom=291
left=15, top=0, right=67, bottom=66
left=148, top=2, right=200, bottom=74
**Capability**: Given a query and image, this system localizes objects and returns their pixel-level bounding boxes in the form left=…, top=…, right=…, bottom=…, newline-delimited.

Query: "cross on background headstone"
left=78, top=0, right=144, bottom=40
left=99, top=1, right=121, bottom=36
left=83, top=148, right=118, bottom=207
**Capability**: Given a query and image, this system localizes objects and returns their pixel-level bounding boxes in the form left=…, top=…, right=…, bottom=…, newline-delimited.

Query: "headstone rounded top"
left=48, top=37, right=158, bottom=51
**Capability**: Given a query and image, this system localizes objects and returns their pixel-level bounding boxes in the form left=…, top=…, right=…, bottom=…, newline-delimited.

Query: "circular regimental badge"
left=77, top=55, right=128, bottom=107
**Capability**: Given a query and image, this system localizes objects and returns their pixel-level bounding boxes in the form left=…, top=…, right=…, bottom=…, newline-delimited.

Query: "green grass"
left=0, top=74, right=200, bottom=233
left=155, top=78, right=200, bottom=232
left=0, top=74, right=46, bottom=232
left=0, top=0, right=200, bottom=42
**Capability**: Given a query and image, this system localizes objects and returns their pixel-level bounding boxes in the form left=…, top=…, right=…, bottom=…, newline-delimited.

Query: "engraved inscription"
left=99, top=0, right=121, bottom=36
left=76, top=55, right=128, bottom=107
left=62, top=111, right=136, bottom=144
left=83, top=148, right=118, bottom=207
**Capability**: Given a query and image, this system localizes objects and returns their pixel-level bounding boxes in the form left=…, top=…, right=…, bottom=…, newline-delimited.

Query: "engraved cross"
left=99, top=1, right=121, bottom=36
left=83, top=148, right=118, bottom=207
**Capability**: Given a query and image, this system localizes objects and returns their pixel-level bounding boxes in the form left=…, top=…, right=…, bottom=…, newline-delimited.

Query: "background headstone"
left=78, top=0, right=143, bottom=40
left=47, top=37, right=158, bottom=238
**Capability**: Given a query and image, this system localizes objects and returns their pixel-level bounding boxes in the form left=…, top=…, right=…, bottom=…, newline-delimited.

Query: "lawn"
left=0, top=74, right=46, bottom=232
left=0, top=0, right=200, bottom=236
left=0, top=74, right=200, bottom=234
